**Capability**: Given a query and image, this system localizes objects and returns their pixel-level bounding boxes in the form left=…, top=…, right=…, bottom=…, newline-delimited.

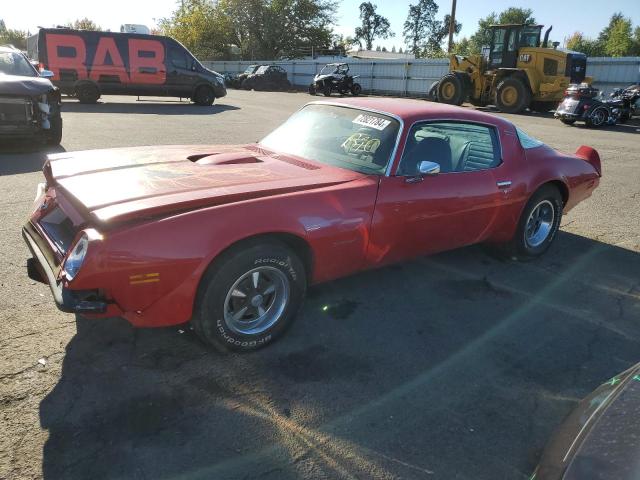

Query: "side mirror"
left=418, top=161, right=440, bottom=175
left=40, top=69, right=55, bottom=79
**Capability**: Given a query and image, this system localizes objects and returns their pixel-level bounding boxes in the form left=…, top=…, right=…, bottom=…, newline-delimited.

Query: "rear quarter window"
left=516, top=127, right=544, bottom=149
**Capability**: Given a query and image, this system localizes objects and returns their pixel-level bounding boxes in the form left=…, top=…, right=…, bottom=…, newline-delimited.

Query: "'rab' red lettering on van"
left=128, top=39, right=165, bottom=85
left=89, top=37, right=128, bottom=83
left=45, top=34, right=88, bottom=80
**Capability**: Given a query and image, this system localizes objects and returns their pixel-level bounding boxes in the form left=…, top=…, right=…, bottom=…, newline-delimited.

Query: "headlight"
left=64, top=233, right=89, bottom=281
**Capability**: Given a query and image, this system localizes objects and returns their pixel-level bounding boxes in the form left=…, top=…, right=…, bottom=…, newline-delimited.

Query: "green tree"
left=161, top=0, right=336, bottom=60
left=0, top=20, right=28, bottom=50
left=452, top=36, right=472, bottom=56
left=402, top=0, right=438, bottom=57
left=601, top=14, right=633, bottom=56
left=424, top=13, right=462, bottom=56
left=67, top=18, right=102, bottom=31
left=159, top=0, right=222, bottom=58
left=633, top=26, right=640, bottom=55
left=565, top=32, right=604, bottom=56
left=354, top=2, right=394, bottom=50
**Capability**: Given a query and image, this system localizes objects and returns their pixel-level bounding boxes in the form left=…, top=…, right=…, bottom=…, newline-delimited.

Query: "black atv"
left=309, top=63, right=362, bottom=96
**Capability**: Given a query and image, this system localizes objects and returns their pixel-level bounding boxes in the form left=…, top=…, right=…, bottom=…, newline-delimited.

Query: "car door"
left=367, top=121, right=510, bottom=266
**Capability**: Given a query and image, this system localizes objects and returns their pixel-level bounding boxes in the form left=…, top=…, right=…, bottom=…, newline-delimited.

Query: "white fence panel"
left=204, top=57, right=640, bottom=97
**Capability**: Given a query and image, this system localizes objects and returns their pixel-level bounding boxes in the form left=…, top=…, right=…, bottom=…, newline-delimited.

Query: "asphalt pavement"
left=1, top=90, right=639, bottom=480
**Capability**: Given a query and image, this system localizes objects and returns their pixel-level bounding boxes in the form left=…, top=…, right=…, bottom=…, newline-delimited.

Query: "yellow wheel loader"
left=433, top=24, right=591, bottom=113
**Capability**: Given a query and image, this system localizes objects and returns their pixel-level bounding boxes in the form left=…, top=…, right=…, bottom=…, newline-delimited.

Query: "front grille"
left=0, top=96, right=33, bottom=124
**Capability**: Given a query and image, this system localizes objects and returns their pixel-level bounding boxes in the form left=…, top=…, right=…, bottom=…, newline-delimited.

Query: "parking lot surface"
left=1, top=90, right=639, bottom=480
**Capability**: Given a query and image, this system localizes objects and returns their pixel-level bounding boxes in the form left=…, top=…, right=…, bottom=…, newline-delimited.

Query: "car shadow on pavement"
left=0, top=144, right=65, bottom=176
left=39, top=231, right=640, bottom=480
left=61, top=100, right=241, bottom=115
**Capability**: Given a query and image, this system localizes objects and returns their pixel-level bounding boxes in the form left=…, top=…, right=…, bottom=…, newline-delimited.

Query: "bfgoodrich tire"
left=501, top=185, right=563, bottom=260
left=192, top=241, right=306, bottom=352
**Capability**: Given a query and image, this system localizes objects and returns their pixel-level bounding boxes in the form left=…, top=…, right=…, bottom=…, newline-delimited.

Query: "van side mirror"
left=418, top=161, right=440, bottom=175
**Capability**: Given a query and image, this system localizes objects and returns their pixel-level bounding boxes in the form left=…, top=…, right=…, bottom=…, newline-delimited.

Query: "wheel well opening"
left=218, top=232, right=313, bottom=282
left=547, top=180, right=569, bottom=206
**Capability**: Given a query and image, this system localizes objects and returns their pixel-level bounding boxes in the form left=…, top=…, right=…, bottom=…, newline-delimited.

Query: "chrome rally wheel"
left=224, top=266, right=290, bottom=335
left=524, top=200, right=555, bottom=248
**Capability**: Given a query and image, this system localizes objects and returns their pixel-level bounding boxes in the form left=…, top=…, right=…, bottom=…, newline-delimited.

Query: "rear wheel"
left=194, top=85, right=215, bottom=106
left=437, top=73, right=465, bottom=106
left=192, top=241, right=306, bottom=352
left=76, top=83, right=100, bottom=104
left=586, top=107, right=608, bottom=127
left=495, top=77, right=530, bottom=113
left=499, top=185, right=563, bottom=259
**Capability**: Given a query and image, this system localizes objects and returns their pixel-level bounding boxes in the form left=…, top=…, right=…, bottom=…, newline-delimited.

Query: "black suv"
left=0, top=45, right=62, bottom=145
left=242, top=65, right=291, bottom=91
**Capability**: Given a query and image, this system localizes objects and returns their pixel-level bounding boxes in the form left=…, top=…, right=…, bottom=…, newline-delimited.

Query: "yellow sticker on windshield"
left=342, top=133, right=380, bottom=155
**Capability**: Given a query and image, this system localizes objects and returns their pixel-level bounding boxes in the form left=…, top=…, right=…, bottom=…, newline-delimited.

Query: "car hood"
left=0, top=74, right=55, bottom=96
left=46, top=144, right=364, bottom=225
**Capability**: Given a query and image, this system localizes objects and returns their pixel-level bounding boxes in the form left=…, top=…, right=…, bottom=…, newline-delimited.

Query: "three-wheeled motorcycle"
left=555, top=83, right=640, bottom=127
left=309, top=63, right=362, bottom=96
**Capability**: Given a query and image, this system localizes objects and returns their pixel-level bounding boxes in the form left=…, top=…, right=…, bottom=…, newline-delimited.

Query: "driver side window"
left=397, top=122, right=501, bottom=176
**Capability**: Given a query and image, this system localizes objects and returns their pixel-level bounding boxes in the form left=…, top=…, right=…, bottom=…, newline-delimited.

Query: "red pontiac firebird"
left=23, top=98, right=601, bottom=351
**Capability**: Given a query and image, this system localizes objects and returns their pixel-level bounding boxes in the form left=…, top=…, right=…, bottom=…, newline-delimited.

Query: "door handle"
left=497, top=181, right=512, bottom=188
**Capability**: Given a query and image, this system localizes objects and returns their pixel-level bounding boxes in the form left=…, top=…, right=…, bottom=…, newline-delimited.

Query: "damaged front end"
left=0, top=87, right=62, bottom=144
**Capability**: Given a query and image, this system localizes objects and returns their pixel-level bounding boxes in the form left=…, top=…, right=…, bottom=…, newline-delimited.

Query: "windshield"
left=260, top=104, right=400, bottom=175
left=0, top=52, right=38, bottom=77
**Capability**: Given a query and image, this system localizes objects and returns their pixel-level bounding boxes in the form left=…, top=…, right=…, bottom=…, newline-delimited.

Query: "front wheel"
left=46, top=115, right=63, bottom=145
left=308, top=83, right=317, bottom=95
left=192, top=241, right=306, bottom=352
left=499, top=185, right=563, bottom=260
left=194, top=86, right=215, bottom=106
left=350, top=83, right=362, bottom=96
left=560, top=119, right=576, bottom=125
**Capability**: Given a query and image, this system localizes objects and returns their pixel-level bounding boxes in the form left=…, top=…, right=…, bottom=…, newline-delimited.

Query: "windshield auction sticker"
left=352, top=114, right=391, bottom=131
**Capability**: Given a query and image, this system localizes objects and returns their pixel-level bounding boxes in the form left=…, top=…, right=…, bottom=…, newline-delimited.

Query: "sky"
left=3, top=0, right=639, bottom=50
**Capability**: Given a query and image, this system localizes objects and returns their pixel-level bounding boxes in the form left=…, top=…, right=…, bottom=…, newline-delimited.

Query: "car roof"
left=309, top=97, right=514, bottom=129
